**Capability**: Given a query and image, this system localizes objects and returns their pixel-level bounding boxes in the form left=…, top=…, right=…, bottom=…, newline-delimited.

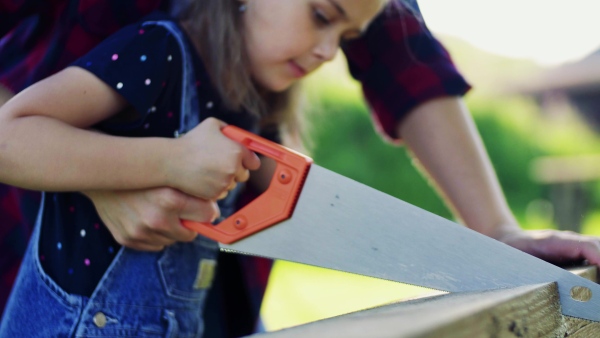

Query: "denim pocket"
left=158, top=236, right=218, bottom=301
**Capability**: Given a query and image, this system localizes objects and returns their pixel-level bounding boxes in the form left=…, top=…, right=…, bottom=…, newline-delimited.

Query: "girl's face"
left=242, top=0, right=386, bottom=92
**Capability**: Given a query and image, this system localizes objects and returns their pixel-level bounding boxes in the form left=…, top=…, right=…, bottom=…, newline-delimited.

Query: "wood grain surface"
left=250, top=266, right=600, bottom=338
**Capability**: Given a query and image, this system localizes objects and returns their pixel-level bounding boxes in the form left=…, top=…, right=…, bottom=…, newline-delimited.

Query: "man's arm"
left=399, top=96, right=518, bottom=238
left=342, top=0, right=600, bottom=264
left=399, top=96, right=600, bottom=265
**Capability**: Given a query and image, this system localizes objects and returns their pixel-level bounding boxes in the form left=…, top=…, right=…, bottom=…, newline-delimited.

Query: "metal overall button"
left=93, top=312, right=107, bottom=328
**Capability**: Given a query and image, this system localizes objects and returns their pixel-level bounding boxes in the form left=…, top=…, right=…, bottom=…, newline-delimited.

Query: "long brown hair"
left=171, top=0, right=304, bottom=147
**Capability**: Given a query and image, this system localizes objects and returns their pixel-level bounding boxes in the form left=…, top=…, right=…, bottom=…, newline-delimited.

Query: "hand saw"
left=182, top=125, right=600, bottom=322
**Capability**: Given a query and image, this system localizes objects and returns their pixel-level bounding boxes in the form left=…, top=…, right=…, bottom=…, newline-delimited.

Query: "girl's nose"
left=313, top=35, right=339, bottom=62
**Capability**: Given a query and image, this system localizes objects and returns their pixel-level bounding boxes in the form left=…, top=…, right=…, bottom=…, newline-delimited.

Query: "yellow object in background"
left=260, top=260, right=443, bottom=331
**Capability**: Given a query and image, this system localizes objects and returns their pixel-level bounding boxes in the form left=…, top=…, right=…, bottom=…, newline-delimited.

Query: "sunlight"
left=419, top=0, right=600, bottom=66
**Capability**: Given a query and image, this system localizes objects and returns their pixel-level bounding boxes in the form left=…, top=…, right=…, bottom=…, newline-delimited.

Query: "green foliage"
left=305, top=96, right=453, bottom=221
left=302, top=90, right=600, bottom=230
left=304, top=93, right=546, bottom=224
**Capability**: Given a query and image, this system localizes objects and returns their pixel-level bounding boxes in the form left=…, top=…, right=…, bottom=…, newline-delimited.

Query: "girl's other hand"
left=85, top=188, right=218, bottom=251
left=169, top=117, right=261, bottom=200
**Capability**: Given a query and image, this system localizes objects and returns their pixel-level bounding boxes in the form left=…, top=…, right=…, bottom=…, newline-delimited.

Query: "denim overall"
left=0, top=20, right=237, bottom=338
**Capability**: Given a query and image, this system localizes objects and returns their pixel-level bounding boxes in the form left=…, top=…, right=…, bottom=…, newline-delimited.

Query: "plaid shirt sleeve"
left=0, top=0, right=163, bottom=93
left=342, top=1, right=472, bottom=142
left=0, top=0, right=27, bottom=37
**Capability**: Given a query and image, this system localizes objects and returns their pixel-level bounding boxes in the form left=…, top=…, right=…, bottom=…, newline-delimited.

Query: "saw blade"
left=221, top=164, right=600, bottom=322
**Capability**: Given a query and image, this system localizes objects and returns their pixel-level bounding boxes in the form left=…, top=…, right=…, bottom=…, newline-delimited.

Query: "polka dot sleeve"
left=71, top=18, right=179, bottom=130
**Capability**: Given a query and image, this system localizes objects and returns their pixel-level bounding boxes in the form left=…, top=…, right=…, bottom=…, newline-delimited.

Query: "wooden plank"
left=565, top=316, right=600, bottom=338
left=564, top=266, right=600, bottom=337
left=252, top=283, right=563, bottom=337
left=250, top=266, right=599, bottom=338
left=569, top=266, right=597, bottom=283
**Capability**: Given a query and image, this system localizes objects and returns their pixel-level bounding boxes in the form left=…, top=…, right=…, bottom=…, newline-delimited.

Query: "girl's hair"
left=171, top=0, right=303, bottom=147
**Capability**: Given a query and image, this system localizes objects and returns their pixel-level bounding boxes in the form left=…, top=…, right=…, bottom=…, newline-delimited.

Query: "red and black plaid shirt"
left=0, top=0, right=470, bottom=335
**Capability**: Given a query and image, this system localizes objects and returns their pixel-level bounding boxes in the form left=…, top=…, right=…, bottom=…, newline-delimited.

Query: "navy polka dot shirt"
left=39, top=12, right=258, bottom=296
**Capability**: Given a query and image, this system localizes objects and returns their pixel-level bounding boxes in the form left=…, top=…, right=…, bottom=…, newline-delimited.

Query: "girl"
left=0, top=0, right=388, bottom=336
left=3, top=0, right=600, bottom=336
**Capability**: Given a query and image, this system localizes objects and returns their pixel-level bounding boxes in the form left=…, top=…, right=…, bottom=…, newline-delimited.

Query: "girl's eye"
left=313, top=8, right=331, bottom=26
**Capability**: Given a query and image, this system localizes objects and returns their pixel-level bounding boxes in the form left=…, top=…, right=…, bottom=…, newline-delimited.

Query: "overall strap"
left=141, top=20, right=200, bottom=136
left=140, top=19, right=242, bottom=218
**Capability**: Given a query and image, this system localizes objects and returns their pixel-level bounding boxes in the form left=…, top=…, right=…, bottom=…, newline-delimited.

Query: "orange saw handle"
left=181, top=125, right=313, bottom=244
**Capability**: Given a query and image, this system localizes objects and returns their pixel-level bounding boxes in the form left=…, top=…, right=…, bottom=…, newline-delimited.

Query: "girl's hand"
left=85, top=187, right=218, bottom=251
left=168, top=117, right=261, bottom=200
left=498, top=229, right=600, bottom=266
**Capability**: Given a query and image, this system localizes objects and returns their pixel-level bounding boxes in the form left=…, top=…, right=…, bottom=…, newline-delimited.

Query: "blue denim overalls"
left=0, top=20, right=237, bottom=338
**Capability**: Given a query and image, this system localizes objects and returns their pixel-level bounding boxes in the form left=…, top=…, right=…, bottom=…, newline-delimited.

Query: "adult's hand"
left=85, top=187, right=219, bottom=251
left=498, top=229, right=600, bottom=266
